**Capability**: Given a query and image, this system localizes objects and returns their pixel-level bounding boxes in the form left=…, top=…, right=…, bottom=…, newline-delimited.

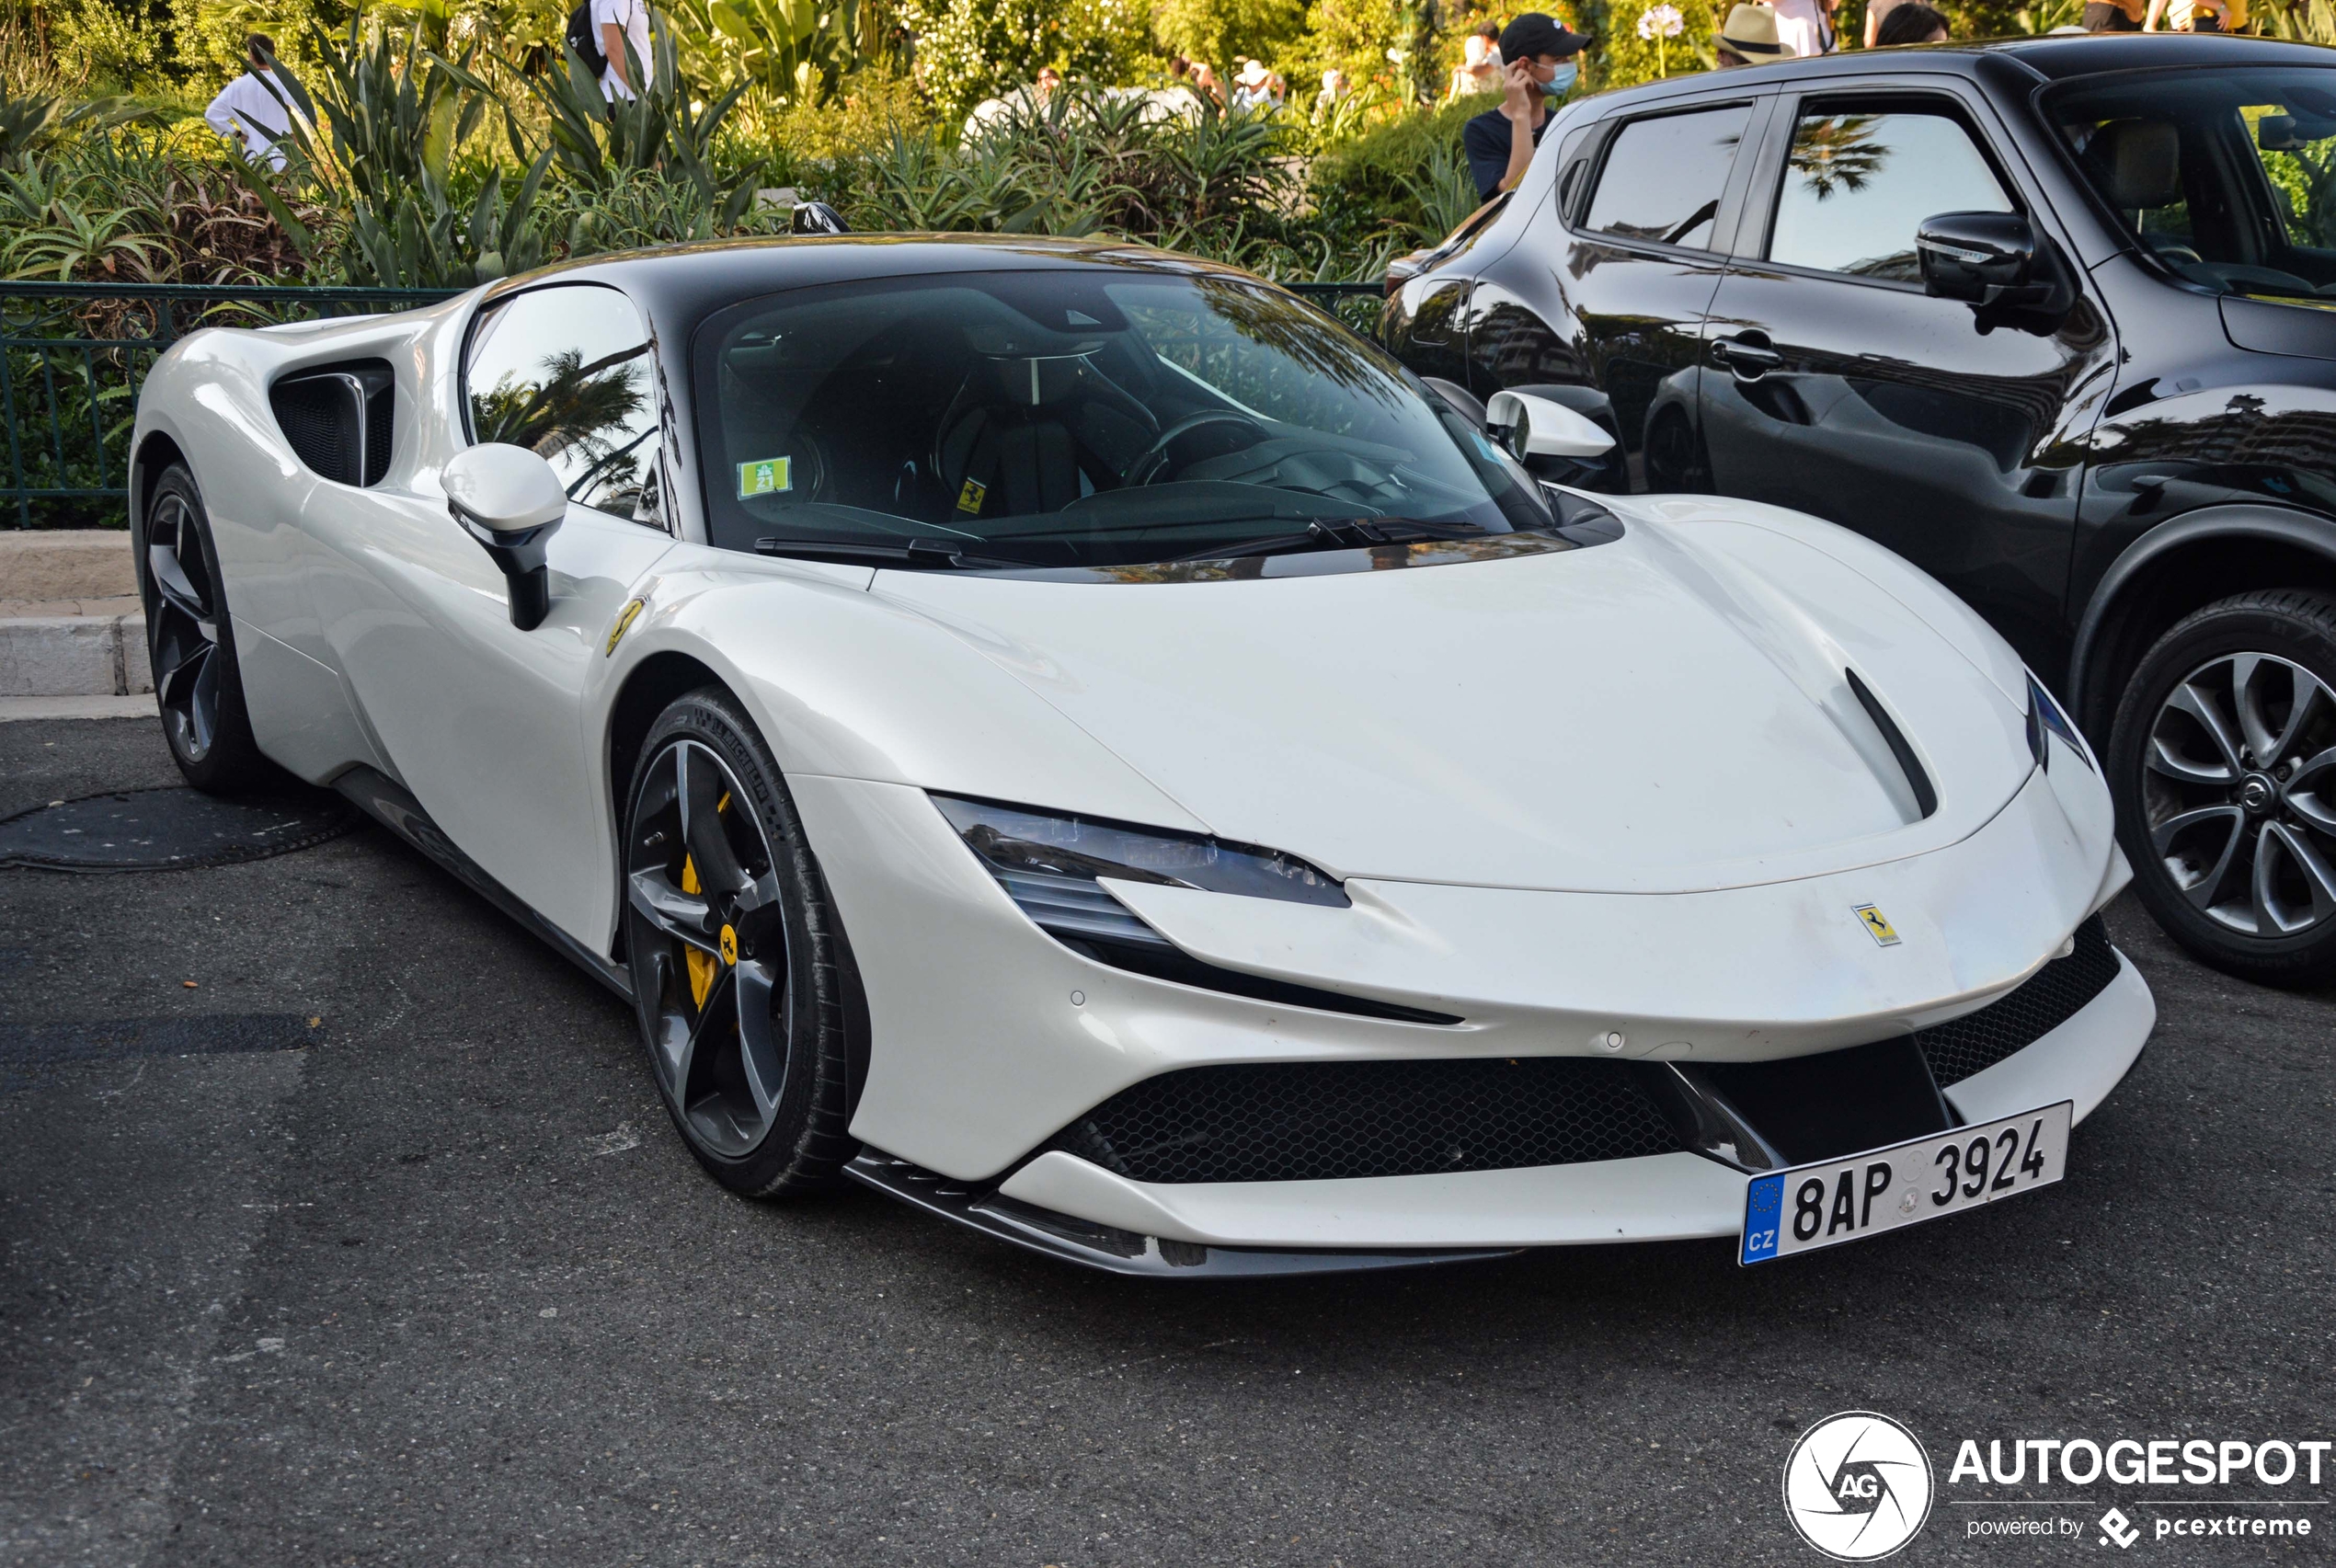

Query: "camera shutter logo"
left=1781, top=1411, right=1934, bottom=1561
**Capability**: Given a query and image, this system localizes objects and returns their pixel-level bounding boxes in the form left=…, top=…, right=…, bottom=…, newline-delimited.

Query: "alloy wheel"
left=145, top=490, right=224, bottom=763
left=2142, top=651, right=2336, bottom=937
left=623, top=738, right=793, bottom=1158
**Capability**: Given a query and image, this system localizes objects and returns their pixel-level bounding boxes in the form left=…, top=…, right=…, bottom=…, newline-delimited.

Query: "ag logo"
left=1781, top=1411, right=1934, bottom=1561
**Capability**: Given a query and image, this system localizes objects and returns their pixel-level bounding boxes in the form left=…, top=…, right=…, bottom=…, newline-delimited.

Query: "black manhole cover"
left=0, top=788, right=357, bottom=872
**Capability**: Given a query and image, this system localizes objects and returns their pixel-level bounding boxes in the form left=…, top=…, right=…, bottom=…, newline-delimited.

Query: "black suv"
left=1387, top=34, right=2336, bottom=984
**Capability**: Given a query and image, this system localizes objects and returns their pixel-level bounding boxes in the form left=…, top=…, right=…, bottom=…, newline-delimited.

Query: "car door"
left=303, top=281, right=676, bottom=942
left=1467, top=94, right=1771, bottom=490
left=1699, top=85, right=2118, bottom=670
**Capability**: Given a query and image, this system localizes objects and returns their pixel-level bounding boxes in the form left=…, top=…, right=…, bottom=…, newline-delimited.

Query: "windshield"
left=2050, top=65, right=2336, bottom=307
left=690, top=268, right=1552, bottom=568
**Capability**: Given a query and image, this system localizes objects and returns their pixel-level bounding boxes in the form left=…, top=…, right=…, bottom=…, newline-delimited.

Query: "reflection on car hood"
left=872, top=509, right=2041, bottom=895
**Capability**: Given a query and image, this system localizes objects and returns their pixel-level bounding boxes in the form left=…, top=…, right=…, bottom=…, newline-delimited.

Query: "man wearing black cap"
left=1462, top=12, right=1592, bottom=202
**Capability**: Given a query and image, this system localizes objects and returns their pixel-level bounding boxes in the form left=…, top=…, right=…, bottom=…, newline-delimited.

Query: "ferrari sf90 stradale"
left=130, top=236, right=2152, bottom=1274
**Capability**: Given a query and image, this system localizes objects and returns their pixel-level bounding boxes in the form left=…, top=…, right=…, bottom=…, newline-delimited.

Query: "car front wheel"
left=135, top=464, right=274, bottom=793
left=620, top=688, right=859, bottom=1196
left=2109, top=589, right=2336, bottom=984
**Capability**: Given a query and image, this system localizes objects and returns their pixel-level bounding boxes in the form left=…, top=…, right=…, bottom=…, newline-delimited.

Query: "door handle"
left=1712, top=334, right=1782, bottom=378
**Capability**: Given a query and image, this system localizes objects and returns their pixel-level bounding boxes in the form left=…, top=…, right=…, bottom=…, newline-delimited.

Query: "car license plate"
left=1739, top=1102, right=2072, bottom=1265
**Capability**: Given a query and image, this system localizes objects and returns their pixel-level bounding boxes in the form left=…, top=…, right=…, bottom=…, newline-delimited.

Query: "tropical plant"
left=508, top=30, right=762, bottom=225
left=666, top=0, right=863, bottom=107
left=0, top=79, right=153, bottom=160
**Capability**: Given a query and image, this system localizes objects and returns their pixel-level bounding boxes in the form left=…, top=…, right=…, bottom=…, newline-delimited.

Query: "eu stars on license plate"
left=1739, top=1101, right=2072, bottom=1265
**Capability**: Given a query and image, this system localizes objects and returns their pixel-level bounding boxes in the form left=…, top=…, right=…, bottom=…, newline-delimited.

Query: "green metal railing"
left=0, top=281, right=459, bottom=530
left=0, top=277, right=1384, bottom=531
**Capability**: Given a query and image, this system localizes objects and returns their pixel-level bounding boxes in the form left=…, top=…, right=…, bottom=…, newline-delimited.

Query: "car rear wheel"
left=620, top=688, right=858, bottom=1196
left=136, top=464, right=274, bottom=794
left=2109, top=589, right=2336, bottom=985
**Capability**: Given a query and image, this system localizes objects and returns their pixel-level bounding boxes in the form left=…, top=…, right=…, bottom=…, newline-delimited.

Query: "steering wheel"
left=1124, top=410, right=1269, bottom=486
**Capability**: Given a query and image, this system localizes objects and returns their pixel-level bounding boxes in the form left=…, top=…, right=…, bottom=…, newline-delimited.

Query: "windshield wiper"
left=1167, top=516, right=1494, bottom=563
left=753, top=535, right=1036, bottom=570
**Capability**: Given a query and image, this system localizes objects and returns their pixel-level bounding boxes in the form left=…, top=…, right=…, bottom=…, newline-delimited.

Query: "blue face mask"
left=1543, top=62, right=1579, bottom=97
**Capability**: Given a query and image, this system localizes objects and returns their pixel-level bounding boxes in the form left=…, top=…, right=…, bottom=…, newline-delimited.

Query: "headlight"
left=933, top=795, right=1345, bottom=949
left=2026, top=672, right=2093, bottom=773
left=932, top=795, right=1460, bottom=1026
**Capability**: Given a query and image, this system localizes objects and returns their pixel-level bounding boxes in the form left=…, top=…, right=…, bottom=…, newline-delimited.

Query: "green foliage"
left=1306, top=93, right=1474, bottom=226
left=667, top=0, right=861, bottom=108
left=895, top=0, right=1055, bottom=120
left=1151, top=0, right=1306, bottom=72
left=1586, top=0, right=1713, bottom=90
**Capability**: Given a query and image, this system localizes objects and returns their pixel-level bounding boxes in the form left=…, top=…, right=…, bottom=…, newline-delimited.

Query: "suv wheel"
left=2109, top=589, right=2336, bottom=984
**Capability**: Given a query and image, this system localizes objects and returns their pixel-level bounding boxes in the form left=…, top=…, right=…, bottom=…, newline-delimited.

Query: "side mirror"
left=1485, top=389, right=1617, bottom=462
left=792, top=200, right=849, bottom=235
left=1918, top=212, right=2077, bottom=331
left=443, top=443, right=566, bottom=631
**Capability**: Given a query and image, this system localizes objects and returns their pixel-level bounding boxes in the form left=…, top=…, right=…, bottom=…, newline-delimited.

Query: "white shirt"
left=1769, top=0, right=1834, bottom=54
left=592, top=0, right=654, bottom=99
left=203, top=69, right=292, bottom=169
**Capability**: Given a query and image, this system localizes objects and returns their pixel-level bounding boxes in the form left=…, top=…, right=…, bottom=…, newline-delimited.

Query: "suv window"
left=1769, top=107, right=2012, bottom=282
left=1583, top=104, right=1754, bottom=252
left=2051, top=64, right=2336, bottom=307
left=464, top=283, right=661, bottom=521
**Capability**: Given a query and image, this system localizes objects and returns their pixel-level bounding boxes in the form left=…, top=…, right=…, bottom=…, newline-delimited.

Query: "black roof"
left=482, top=233, right=1258, bottom=324
left=1597, top=29, right=2333, bottom=98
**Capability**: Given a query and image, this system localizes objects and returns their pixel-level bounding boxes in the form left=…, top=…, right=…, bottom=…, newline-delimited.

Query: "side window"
left=464, top=283, right=661, bottom=522
left=1769, top=106, right=2013, bottom=282
left=1582, top=104, right=1754, bottom=251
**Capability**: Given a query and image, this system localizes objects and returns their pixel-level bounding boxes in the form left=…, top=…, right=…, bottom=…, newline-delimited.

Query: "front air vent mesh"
left=1917, top=915, right=2119, bottom=1086
left=269, top=360, right=394, bottom=486
left=1048, top=1056, right=1682, bottom=1184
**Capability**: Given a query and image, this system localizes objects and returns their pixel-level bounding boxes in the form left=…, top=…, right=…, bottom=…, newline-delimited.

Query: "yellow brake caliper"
left=679, top=791, right=734, bottom=1011
left=681, top=854, right=717, bottom=1009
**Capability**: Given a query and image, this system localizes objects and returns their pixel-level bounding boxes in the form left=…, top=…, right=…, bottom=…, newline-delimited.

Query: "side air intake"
left=270, top=360, right=395, bottom=486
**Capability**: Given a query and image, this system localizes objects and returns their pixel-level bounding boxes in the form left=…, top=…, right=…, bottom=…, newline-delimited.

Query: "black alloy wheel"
left=2110, top=589, right=2336, bottom=985
left=621, top=688, right=859, bottom=1195
left=136, top=464, right=272, bottom=793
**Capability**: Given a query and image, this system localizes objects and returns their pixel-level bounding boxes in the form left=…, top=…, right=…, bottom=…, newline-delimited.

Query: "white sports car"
left=130, top=237, right=2154, bottom=1275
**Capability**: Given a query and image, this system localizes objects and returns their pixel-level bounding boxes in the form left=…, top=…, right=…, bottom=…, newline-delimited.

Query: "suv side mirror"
left=1918, top=212, right=2073, bottom=323
left=443, top=443, right=567, bottom=631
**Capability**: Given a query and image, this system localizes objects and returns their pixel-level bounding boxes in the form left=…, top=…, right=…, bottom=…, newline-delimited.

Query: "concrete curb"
left=1, top=532, right=150, bottom=699
left=0, top=608, right=155, bottom=699
left=0, top=694, right=155, bottom=723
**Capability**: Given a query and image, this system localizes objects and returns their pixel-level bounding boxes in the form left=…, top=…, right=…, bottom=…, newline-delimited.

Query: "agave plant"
left=0, top=81, right=155, bottom=161
left=665, top=0, right=863, bottom=108
left=508, top=29, right=762, bottom=228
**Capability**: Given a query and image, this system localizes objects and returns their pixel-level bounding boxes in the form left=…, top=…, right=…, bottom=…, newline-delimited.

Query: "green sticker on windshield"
left=738, top=456, right=792, bottom=498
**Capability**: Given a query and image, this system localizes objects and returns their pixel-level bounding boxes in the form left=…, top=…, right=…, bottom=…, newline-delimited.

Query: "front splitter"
left=845, top=1153, right=1519, bottom=1278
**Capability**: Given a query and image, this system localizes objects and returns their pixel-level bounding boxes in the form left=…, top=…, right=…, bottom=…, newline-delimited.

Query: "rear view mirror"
left=1918, top=212, right=2074, bottom=325
left=1485, top=390, right=1617, bottom=461
left=443, top=443, right=567, bottom=631
left=2260, top=113, right=2336, bottom=152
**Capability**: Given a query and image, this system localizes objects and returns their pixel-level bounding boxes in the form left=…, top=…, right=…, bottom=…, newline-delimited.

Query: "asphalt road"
left=2, top=715, right=2330, bottom=1568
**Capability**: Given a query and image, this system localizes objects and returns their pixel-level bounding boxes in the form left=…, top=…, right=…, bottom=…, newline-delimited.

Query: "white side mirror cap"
left=1485, top=390, right=1616, bottom=460
left=443, top=442, right=567, bottom=534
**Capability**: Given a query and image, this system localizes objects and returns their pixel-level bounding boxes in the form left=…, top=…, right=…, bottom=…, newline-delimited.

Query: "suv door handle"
left=1712, top=333, right=1782, bottom=378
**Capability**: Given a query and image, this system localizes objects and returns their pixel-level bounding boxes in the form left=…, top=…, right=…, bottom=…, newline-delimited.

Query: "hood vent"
left=1847, top=668, right=1938, bottom=820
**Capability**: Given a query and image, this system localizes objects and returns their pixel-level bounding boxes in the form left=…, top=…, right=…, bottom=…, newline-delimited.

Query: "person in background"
left=203, top=34, right=303, bottom=170
left=2145, top=0, right=2242, bottom=31
left=1448, top=23, right=1505, bottom=99
left=593, top=0, right=653, bottom=98
left=1313, top=66, right=1347, bottom=119
left=1863, top=0, right=1906, bottom=45
left=1874, top=1, right=1949, bottom=40
left=2082, top=0, right=2146, bottom=30
left=1461, top=11, right=1592, bottom=201
left=1191, top=60, right=1227, bottom=105
left=1230, top=58, right=1282, bottom=111
left=1769, top=0, right=1835, bottom=55
left=1715, top=3, right=1785, bottom=65
left=1035, top=65, right=1062, bottom=99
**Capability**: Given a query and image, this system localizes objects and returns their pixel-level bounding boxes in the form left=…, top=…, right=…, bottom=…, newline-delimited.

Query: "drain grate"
left=1, top=1013, right=325, bottom=1090
left=0, top=788, right=356, bottom=872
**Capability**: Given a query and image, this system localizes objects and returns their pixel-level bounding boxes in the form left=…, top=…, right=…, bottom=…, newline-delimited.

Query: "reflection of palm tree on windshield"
left=1791, top=115, right=1889, bottom=200
left=472, top=345, right=649, bottom=494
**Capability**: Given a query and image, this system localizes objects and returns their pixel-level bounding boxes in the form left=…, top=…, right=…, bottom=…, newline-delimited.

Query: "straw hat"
left=1235, top=58, right=1271, bottom=86
left=1720, top=3, right=1786, bottom=53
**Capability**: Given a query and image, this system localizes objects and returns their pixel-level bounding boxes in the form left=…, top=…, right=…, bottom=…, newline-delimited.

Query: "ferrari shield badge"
left=738, top=456, right=792, bottom=498
left=1853, top=904, right=1901, bottom=947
